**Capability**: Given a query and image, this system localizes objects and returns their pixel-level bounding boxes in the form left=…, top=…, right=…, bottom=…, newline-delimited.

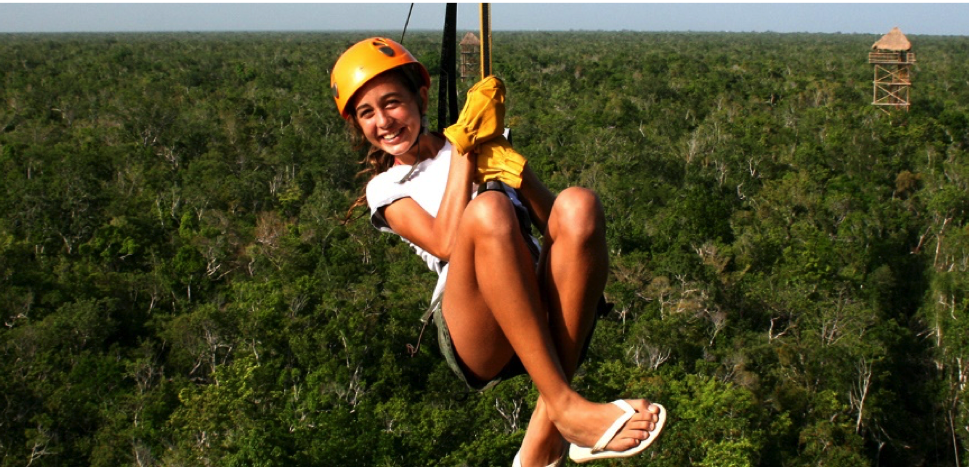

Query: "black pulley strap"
left=437, top=3, right=459, bottom=131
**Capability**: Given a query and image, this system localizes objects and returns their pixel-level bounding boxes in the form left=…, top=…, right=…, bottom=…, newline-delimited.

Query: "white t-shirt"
left=366, top=141, right=455, bottom=274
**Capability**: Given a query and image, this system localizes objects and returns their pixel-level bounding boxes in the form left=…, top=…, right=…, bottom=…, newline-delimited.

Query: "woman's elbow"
left=433, top=247, right=453, bottom=263
left=425, top=237, right=456, bottom=263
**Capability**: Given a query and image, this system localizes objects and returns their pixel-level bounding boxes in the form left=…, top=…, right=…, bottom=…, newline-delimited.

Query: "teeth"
left=383, top=128, right=403, bottom=141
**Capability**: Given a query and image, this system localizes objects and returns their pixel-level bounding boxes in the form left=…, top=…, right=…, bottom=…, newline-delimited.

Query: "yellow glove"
left=443, top=75, right=506, bottom=156
left=476, top=136, right=526, bottom=189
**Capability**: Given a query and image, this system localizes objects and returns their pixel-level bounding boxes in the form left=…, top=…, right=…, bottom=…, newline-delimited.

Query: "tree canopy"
left=0, top=31, right=967, bottom=466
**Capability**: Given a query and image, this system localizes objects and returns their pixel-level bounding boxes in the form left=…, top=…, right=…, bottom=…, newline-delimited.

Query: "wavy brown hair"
left=341, top=64, right=428, bottom=224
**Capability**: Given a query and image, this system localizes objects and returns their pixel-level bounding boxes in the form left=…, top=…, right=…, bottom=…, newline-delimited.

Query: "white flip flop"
left=568, top=400, right=666, bottom=464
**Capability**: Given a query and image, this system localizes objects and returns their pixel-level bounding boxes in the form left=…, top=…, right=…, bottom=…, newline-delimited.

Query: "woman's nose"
left=375, top=109, right=392, bottom=128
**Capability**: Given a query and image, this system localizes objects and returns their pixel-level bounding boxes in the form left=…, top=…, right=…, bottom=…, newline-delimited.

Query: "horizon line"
left=0, top=29, right=965, bottom=37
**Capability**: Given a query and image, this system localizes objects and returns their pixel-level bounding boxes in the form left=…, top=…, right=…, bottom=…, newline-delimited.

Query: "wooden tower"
left=869, top=27, right=916, bottom=112
left=459, top=32, right=481, bottom=79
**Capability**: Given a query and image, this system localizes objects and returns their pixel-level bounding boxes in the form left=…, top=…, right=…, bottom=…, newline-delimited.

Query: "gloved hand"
left=443, top=75, right=506, bottom=156
left=475, top=136, right=527, bottom=189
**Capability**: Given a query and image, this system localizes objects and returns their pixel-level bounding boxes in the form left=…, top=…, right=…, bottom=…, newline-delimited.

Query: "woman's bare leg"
left=442, top=191, right=660, bottom=466
left=519, top=188, right=610, bottom=465
left=442, top=191, right=569, bottom=391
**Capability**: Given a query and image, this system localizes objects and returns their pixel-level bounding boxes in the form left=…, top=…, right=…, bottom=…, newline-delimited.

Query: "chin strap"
left=395, top=130, right=427, bottom=183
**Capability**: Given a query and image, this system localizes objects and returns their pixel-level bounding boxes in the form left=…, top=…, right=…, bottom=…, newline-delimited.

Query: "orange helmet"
left=331, top=37, right=431, bottom=120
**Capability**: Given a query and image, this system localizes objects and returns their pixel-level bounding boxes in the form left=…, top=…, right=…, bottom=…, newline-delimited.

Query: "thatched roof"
left=872, top=27, right=911, bottom=51
left=460, top=32, right=480, bottom=46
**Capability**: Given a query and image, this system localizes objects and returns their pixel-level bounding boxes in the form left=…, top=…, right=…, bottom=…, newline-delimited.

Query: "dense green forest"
left=0, top=30, right=966, bottom=466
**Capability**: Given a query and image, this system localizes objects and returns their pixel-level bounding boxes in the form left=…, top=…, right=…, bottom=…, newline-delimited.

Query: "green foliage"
left=645, top=373, right=767, bottom=467
left=0, top=31, right=966, bottom=466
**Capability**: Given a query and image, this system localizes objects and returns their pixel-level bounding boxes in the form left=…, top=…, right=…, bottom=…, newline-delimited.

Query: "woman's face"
left=352, top=72, right=428, bottom=162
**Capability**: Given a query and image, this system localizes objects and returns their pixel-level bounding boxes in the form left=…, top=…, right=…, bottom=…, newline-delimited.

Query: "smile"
left=383, top=128, right=405, bottom=141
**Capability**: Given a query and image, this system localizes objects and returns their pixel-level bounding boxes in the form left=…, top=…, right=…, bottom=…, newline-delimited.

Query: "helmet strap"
left=394, top=112, right=430, bottom=181
left=408, top=111, right=430, bottom=157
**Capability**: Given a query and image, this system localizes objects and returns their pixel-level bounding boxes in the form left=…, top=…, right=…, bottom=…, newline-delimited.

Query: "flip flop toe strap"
left=592, top=400, right=636, bottom=453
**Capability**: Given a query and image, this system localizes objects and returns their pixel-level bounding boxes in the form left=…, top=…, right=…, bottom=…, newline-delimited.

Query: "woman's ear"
left=419, top=86, right=429, bottom=114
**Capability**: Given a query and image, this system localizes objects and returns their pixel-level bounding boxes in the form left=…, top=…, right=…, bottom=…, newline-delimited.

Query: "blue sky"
left=0, top=3, right=966, bottom=36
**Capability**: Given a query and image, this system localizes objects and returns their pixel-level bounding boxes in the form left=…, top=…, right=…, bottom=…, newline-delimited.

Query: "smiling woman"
left=331, top=36, right=667, bottom=467
left=335, top=38, right=435, bottom=220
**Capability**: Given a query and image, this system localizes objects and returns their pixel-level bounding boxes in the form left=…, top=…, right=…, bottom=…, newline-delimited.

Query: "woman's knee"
left=550, top=187, right=605, bottom=241
left=463, top=191, right=520, bottom=239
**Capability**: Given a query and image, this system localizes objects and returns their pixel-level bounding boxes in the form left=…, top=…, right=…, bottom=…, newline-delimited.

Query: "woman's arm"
left=382, top=149, right=476, bottom=262
left=517, top=164, right=557, bottom=234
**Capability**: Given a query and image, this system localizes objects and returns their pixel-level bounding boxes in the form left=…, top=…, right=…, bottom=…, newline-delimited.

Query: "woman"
left=331, top=37, right=665, bottom=466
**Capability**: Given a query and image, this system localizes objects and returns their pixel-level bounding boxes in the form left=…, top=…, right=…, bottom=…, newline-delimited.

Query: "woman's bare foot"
left=549, top=396, right=661, bottom=453
left=516, top=438, right=566, bottom=467
left=518, top=399, right=567, bottom=467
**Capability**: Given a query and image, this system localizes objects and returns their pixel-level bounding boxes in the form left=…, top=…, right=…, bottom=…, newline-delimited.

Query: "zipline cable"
left=400, top=3, right=415, bottom=44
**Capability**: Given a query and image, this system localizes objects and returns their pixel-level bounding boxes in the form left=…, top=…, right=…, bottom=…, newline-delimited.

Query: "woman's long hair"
left=342, top=64, right=428, bottom=224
